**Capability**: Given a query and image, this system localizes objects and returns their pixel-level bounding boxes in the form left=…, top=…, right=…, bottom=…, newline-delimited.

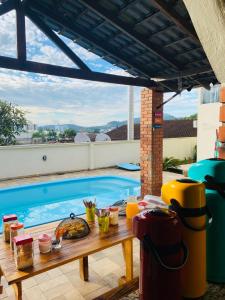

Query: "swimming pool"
left=0, top=176, right=140, bottom=232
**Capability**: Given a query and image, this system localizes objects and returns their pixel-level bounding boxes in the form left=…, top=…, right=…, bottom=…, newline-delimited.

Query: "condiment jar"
left=38, top=234, right=52, bottom=253
left=14, top=234, right=33, bottom=270
left=2, top=214, right=17, bottom=242
left=109, top=207, right=119, bottom=225
left=10, top=223, right=24, bottom=251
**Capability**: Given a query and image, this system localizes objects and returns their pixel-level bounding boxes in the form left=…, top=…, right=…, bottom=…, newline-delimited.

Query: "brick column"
left=218, top=85, right=225, bottom=158
left=140, top=88, right=163, bottom=197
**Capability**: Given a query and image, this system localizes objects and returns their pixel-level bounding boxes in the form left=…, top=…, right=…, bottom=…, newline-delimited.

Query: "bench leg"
left=119, top=239, right=133, bottom=285
left=79, top=256, right=89, bottom=281
left=13, top=282, right=22, bottom=300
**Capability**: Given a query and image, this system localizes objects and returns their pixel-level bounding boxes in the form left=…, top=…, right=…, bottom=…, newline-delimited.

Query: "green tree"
left=64, top=129, right=76, bottom=140
left=58, top=132, right=65, bottom=139
left=0, top=100, right=27, bottom=145
left=32, top=130, right=46, bottom=141
left=47, top=130, right=57, bottom=141
left=183, top=113, right=197, bottom=120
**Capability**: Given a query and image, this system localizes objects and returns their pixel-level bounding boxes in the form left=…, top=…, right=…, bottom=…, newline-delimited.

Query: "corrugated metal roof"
left=27, top=0, right=218, bottom=92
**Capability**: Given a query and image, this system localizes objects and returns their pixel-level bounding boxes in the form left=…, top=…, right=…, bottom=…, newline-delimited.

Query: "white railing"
left=0, top=138, right=196, bottom=180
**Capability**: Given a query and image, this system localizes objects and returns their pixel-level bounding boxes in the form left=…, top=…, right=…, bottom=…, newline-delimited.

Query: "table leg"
left=119, top=239, right=133, bottom=285
left=13, top=282, right=22, bottom=300
left=0, top=267, right=3, bottom=294
left=79, top=256, right=89, bottom=281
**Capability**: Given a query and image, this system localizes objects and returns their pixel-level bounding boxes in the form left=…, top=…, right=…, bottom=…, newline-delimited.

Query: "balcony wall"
left=0, top=138, right=196, bottom=180
left=197, top=102, right=220, bottom=160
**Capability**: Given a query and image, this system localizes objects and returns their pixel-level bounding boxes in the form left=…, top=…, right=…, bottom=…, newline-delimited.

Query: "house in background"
left=15, top=122, right=37, bottom=145
left=107, top=120, right=197, bottom=160
left=197, top=85, right=220, bottom=160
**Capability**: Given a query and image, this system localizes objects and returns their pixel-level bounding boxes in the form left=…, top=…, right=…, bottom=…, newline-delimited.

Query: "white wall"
left=0, top=138, right=196, bottom=180
left=163, top=137, right=196, bottom=160
left=184, top=0, right=225, bottom=83
left=197, top=102, right=220, bottom=160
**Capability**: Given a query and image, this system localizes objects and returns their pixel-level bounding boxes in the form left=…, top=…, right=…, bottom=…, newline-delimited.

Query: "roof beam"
left=164, top=36, right=190, bottom=48
left=0, top=56, right=158, bottom=88
left=0, top=0, right=15, bottom=16
left=26, top=8, right=90, bottom=71
left=134, top=10, right=161, bottom=27
left=150, top=0, right=199, bottom=43
left=78, top=0, right=180, bottom=70
left=150, top=24, right=175, bottom=38
left=15, top=0, right=26, bottom=61
left=156, top=64, right=212, bottom=80
left=176, top=46, right=203, bottom=56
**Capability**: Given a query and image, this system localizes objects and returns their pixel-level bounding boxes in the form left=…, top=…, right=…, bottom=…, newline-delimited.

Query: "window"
left=201, top=85, right=220, bottom=104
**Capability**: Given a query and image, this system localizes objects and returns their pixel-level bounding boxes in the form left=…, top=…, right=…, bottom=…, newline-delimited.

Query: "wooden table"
left=0, top=216, right=134, bottom=300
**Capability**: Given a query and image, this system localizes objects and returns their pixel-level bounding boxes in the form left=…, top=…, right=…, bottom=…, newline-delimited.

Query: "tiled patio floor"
left=0, top=168, right=183, bottom=300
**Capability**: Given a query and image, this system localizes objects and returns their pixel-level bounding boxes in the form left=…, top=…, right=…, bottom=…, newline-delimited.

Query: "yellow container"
left=161, top=179, right=206, bottom=299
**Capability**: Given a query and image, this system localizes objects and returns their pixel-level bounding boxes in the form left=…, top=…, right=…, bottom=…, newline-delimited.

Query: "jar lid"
left=38, top=233, right=52, bottom=242
left=109, top=206, right=119, bottom=212
left=11, top=223, right=24, bottom=230
left=144, top=208, right=171, bottom=218
left=14, top=234, right=33, bottom=245
left=3, top=214, right=17, bottom=222
left=138, top=201, right=148, bottom=207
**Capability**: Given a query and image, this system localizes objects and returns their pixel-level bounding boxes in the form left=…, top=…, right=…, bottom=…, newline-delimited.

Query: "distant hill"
left=38, top=114, right=176, bottom=132
left=164, top=113, right=176, bottom=120
left=181, top=113, right=197, bottom=120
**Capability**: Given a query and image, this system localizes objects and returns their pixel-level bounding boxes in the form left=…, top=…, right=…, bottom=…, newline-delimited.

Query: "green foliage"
left=58, top=132, right=65, bottom=139
left=182, top=113, right=197, bottom=120
left=64, top=128, right=76, bottom=139
left=0, top=100, right=27, bottom=145
left=163, top=155, right=196, bottom=171
left=192, top=145, right=197, bottom=162
left=47, top=130, right=57, bottom=141
left=163, top=157, right=181, bottom=171
left=32, top=130, right=46, bottom=141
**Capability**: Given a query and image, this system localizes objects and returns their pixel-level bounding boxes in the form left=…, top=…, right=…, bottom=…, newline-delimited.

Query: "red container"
left=133, top=209, right=187, bottom=300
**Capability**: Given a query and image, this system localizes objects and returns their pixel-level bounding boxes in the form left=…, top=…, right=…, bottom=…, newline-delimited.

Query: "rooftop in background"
left=107, top=120, right=197, bottom=140
left=0, top=0, right=218, bottom=92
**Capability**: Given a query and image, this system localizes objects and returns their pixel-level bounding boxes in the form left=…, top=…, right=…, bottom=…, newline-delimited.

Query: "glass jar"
left=14, top=234, right=34, bottom=270
left=98, top=216, right=110, bottom=233
left=2, top=214, right=17, bottom=242
left=10, top=223, right=24, bottom=251
left=38, top=234, right=52, bottom=253
left=109, top=207, right=119, bottom=226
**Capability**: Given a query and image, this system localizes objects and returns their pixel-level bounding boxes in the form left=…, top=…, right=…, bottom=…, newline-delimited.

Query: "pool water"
left=0, top=176, right=140, bottom=232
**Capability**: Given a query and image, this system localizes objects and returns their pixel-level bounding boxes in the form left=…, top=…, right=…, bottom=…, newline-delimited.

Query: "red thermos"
left=133, top=209, right=187, bottom=300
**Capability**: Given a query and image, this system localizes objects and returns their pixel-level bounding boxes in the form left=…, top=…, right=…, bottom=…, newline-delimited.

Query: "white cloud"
left=0, top=9, right=198, bottom=125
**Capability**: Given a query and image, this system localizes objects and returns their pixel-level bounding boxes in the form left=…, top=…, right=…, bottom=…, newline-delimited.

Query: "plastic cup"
left=98, top=216, right=110, bottom=233
left=86, top=207, right=95, bottom=223
left=126, top=202, right=139, bottom=219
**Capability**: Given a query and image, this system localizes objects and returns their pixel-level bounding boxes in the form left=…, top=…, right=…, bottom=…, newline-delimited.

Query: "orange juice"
left=126, top=202, right=139, bottom=219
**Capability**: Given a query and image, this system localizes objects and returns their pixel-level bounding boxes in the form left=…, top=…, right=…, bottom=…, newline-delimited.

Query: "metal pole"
left=128, top=85, right=134, bottom=140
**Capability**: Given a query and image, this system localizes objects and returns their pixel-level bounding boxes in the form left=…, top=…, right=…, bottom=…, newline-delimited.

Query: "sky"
left=0, top=10, right=199, bottom=126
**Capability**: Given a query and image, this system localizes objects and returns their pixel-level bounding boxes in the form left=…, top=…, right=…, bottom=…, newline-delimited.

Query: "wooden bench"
left=0, top=216, right=134, bottom=300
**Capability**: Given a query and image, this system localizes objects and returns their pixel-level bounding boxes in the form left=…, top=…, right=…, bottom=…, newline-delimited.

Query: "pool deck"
left=0, top=168, right=183, bottom=300
left=0, top=167, right=183, bottom=188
